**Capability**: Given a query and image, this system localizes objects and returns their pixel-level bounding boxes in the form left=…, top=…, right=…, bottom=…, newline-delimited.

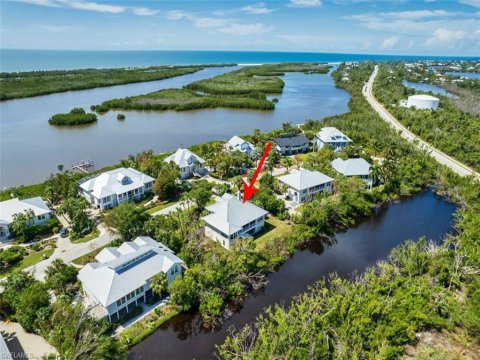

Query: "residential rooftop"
left=203, top=193, right=268, bottom=236
left=78, top=236, right=183, bottom=307
left=278, top=168, right=334, bottom=190
left=0, top=197, right=51, bottom=225
left=331, top=158, right=371, bottom=176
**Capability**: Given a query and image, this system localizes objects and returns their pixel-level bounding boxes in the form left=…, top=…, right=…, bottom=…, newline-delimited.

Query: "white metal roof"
left=78, top=167, right=154, bottom=200
left=0, top=197, right=51, bottom=225
left=225, top=136, right=254, bottom=153
left=408, top=94, right=439, bottom=101
left=331, top=158, right=371, bottom=177
left=316, top=127, right=352, bottom=144
left=277, top=168, right=334, bottom=191
left=203, top=193, right=268, bottom=236
left=78, top=236, right=183, bottom=307
left=163, top=148, right=205, bottom=168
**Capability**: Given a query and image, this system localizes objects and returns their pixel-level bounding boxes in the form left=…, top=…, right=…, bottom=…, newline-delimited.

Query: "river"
left=0, top=67, right=349, bottom=188
left=129, top=189, right=457, bottom=360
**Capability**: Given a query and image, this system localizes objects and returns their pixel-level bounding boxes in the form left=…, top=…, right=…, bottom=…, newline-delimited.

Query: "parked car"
left=59, top=228, right=68, bottom=238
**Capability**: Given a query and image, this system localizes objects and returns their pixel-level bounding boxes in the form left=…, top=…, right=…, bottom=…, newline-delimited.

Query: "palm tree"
left=150, top=272, right=169, bottom=298
left=281, top=157, right=293, bottom=172
left=369, top=163, right=381, bottom=185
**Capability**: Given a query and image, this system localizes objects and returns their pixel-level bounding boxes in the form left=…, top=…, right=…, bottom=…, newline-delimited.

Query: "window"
left=175, top=266, right=179, bottom=273
left=170, top=268, right=175, bottom=275
left=0, top=228, right=5, bottom=236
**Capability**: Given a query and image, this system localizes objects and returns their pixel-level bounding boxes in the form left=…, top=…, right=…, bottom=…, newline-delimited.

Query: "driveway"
left=24, top=225, right=115, bottom=281
left=364, top=65, right=480, bottom=179
left=151, top=200, right=192, bottom=216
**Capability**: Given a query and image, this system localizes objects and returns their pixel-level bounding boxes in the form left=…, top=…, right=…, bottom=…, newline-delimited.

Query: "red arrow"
left=242, top=142, right=272, bottom=203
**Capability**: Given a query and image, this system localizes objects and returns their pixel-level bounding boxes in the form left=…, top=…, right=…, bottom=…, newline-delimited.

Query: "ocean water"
left=1, top=49, right=479, bottom=72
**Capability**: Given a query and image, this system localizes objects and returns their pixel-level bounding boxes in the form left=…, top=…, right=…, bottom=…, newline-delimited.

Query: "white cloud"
left=241, top=3, right=275, bottom=14
left=14, top=0, right=158, bottom=15
left=132, top=7, right=158, bottom=16
left=60, top=0, right=125, bottom=14
left=379, top=10, right=451, bottom=19
left=194, top=17, right=230, bottom=28
left=426, top=27, right=466, bottom=47
left=33, top=23, right=79, bottom=32
left=380, top=35, right=400, bottom=48
left=288, top=0, right=321, bottom=7
left=218, top=22, right=273, bottom=35
left=165, top=10, right=191, bottom=20
left=459, top=0, right=480, bottom=8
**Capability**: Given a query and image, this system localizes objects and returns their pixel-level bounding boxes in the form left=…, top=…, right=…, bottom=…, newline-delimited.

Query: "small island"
left=117, top=113, right=126, bottom=120
left=48, top=107, right=98, bottom=126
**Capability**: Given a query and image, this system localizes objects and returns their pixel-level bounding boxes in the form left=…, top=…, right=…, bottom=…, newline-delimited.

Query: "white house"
left=224, top=136, right=255, bottom=158
left=0, top=197, right=52, bottom=241
left=78, top=167, right=154, bottom=210
left=315, top=127, right=352, bottom=152
left=406, top=94, right=439, bottom=110
left=78, top=236, right=183, bottom=322
left=203, top=193, right=268, bottom=250
left=163, top=148, right=207, bottom=179
left=273, top=133, right=310, bottom=155
left=331, top=158, right=373, bottom=188
left=277, top=168, right=334, bottom=204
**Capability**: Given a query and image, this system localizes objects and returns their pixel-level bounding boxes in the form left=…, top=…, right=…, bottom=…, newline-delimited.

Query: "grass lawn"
left=70, top=228, right=100, bottom=244
left=0, top=248, right=55, bottom=278
left=146, top=200, right=178, bottom=215
left=71, top=245, right=108, bottom=265
left=255, top=216, right=290, bottom=250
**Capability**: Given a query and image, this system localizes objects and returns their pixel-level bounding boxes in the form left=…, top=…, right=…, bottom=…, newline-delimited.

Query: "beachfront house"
left=163, top=148, right=207, bottom=179
left=331, top=158, right=373, bottom=188
left=78, top=167, right=154, bottom=210
left=78, top=236, right=183, bottom=322
left=224, top=136, right=255, bottom=158
left=0, top=197, right=52, bottom=242
left=203, top=193, right=268, bottom=250
left=273, top=133, right=309, bottom=155
left=315, top=127, right=352, bottom=152
left=277, top=168, right=334, bottom=204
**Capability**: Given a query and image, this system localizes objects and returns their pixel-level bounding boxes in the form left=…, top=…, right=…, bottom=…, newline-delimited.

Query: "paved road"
left=24, top=225, right=115, bottom=281
left=363, top=65, right=480, bottom=179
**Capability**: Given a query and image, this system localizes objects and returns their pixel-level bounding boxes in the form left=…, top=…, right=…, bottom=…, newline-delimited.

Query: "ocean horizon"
left=1, top=49, right=479, bottom=72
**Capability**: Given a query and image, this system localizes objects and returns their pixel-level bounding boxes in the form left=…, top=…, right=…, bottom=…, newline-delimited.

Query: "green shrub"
left=49, top=108, right=97, bottom=126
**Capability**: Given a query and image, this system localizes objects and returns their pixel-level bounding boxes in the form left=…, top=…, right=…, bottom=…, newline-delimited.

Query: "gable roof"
left=316, top=127, right=352, bottom=144
left=408, top=94, right=439, bottom=101
left=163, top=148, right=205, bottom=168
left=331, top=158, right=371, bottom=176
left=0, top=197, right=51, bottom=225
left=273, top=133, right=309, bottom=147
left=203, top=193, right=268, bottom=236
left=78, top=167, right=154, bottom=199
left=78, top=236, right=183, bottom=307
left=278, top=168, right=333, bottom=191
left=225, top=136, right=254, bottom=152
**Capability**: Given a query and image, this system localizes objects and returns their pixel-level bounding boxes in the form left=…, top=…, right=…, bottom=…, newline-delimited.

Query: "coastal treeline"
left=48, top=107, right=98, bottom=126
left=0, top=65, right=212, bottom=100
left=90, top=63, right=330, bottom=113
left=373, top=63, right=480, bottom=172
left=217, top=63, right=480, bottom=359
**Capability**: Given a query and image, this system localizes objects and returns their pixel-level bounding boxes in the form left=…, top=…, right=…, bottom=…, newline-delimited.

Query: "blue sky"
left=1, top=0, right=479, bottom=55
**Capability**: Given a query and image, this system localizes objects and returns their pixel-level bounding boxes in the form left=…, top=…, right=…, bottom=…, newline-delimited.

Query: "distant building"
left=0, top=197, right=52, bottom=241
left=315, top=127, right=352, bottom=152
left=78, top=167, right=154, bottom=210
left=273, top=133, right=309, bottom=155
left=331, top=158, right=372, bottom=188
left=277, top=168, right=333, bottom=204
left=163, top=148, right=207, bottom=179
left=224, top=136, right=255, bottom=158
left=406, top=94, right=439, bottom=110
left=203, top=193, right=268, bottom=249
left=78, top=236, right=183, bottom=322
